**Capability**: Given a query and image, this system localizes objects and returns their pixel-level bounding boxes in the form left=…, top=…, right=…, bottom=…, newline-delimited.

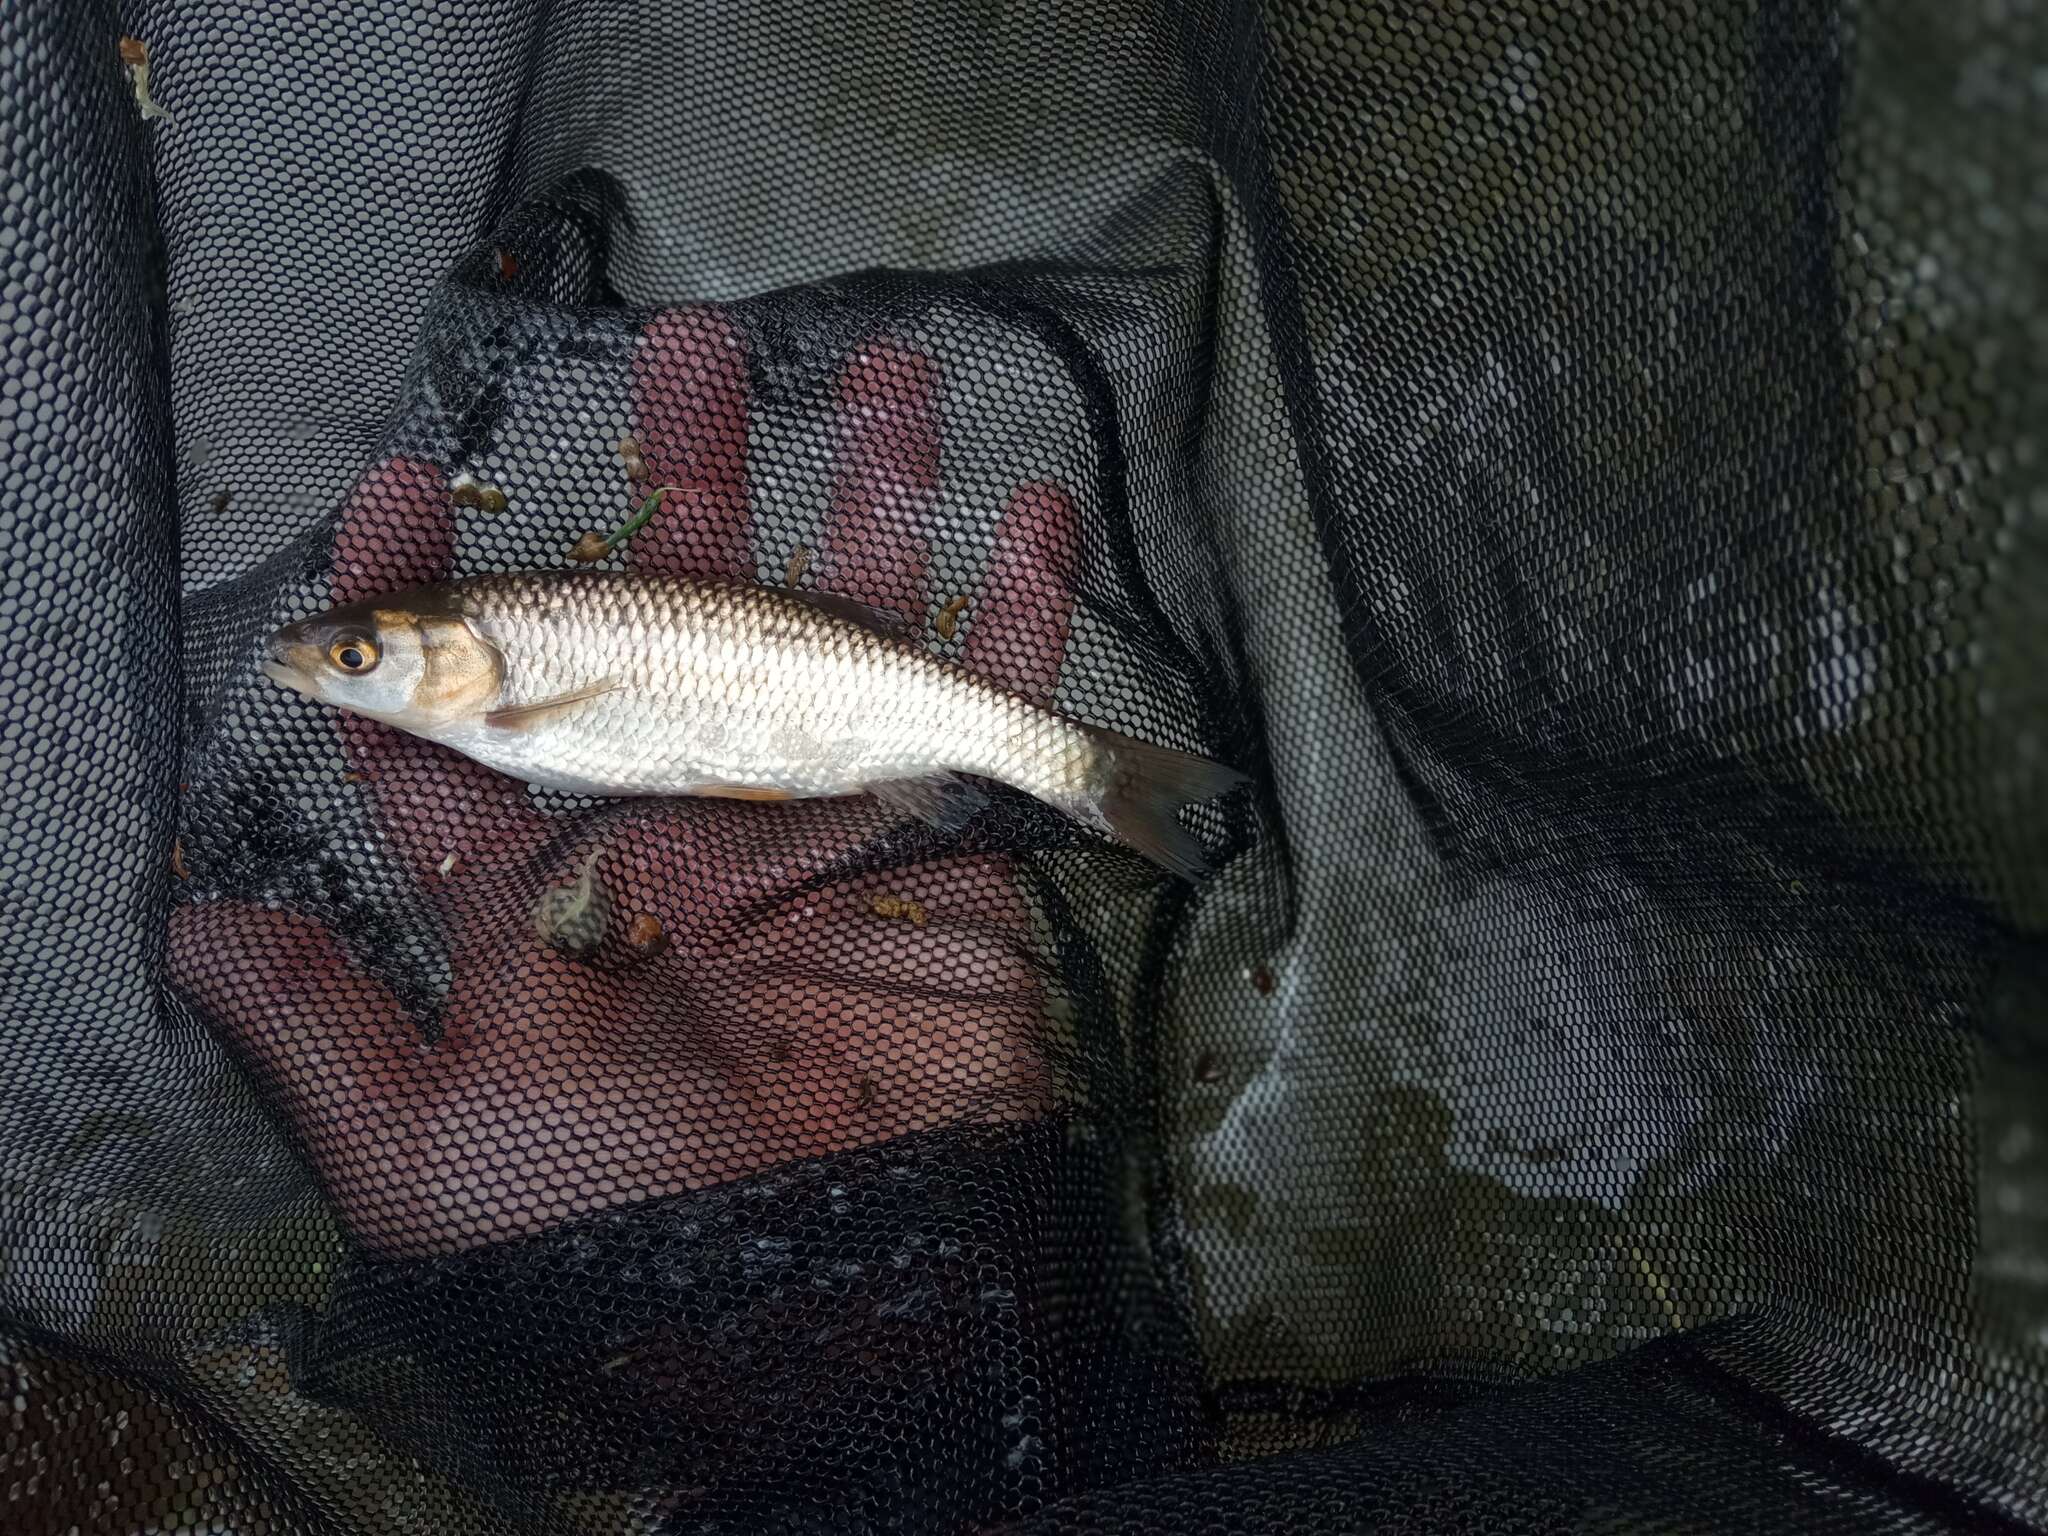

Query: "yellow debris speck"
left=866, top=892, right=927, bottom=927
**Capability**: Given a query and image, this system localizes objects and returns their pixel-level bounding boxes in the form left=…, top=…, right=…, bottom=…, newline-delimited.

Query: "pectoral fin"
left=485, top=677, right=620, bottom=731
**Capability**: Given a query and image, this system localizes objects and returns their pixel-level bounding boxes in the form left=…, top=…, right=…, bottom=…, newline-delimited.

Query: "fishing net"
left=3, top=1, right=2043, bottom=1531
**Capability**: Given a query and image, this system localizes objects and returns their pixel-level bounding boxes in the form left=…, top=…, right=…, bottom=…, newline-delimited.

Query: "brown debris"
left=569, top=531, right=610, bottom=564
left=626, top=913, right=667, bottom=955
left=767, top=1031, right=795, bottom=1065
left=934, top=594, right=969, bottom=642
left=210, top=491, right=228, bottom=514
left=1194, top=1050, right=1223, bottom=1084
left=854, top=1073, right=878, bottom=1111
left=341, top=770, right=367, bottom=785
left=784, top=543, right=811, bottom=588
left=866, top=892, right=928, bottom=928
left=1251, top=963, right=1276, bottom=995
left=170, top=838, right=188, bottom=880
left=120, top=38, right=172, bottom=122
left=535, top=849, right=609, bottom=959
left=497, top=248, right=518, bottom=281
left=618, top=435, right=648, bottom=481
left=450, top=474, right=507, bottom=513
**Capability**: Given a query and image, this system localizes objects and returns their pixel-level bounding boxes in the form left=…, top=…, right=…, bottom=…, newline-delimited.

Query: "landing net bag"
left=2, top=2, right=2043, bottom=1531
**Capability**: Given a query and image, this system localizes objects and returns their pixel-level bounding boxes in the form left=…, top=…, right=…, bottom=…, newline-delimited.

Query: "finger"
left=627, top=306, right=754, bottom=579
left=726, top=857, right=1054, bottom=1141
left=330, top=454, right=453, bottom=601
left=166, top=901, right=447, bottom=1255
left=751, top=858, right=1039, bottom=998
left=820, top=340, right=939, bottom=624
left=621, top=339, right=939, bottom=882
left=346, top=733, right=557, bottom=901
left=170, top=898, right=739, bottom=1258
left=600, top=795, right=908, bottom=948
left=964, top=480, right=1081, bottom=707
left=738, top=975, right=1050, bottom=1143
left=321, top=458, right=552, bottom=889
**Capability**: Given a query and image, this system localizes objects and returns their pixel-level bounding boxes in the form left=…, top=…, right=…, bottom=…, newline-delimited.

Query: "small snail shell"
left=535, top=849, right=609, bottom=958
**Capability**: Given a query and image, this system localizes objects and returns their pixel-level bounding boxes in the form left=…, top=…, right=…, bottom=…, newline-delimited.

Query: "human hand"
left=169, top=308, right=1079, bottom=1260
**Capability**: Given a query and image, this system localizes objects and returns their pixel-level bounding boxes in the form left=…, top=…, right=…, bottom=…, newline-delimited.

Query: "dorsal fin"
left=784, top=588, right=917, bottom=640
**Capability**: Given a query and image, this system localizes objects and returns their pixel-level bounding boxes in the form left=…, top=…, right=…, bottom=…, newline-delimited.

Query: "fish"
left=260, top=570, right=1246, bottom=879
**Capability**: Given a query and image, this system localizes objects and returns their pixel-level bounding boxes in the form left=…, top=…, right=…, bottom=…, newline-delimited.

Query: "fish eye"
left=328, top=637, right=380, bottom=673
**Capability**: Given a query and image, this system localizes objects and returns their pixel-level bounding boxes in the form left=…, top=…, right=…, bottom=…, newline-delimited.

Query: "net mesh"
left=3, top=1, right=2043, bottom=1531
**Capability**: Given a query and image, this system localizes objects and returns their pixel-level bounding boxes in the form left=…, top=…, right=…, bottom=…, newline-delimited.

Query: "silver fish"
left=261, top=570, right=1245, bottom=878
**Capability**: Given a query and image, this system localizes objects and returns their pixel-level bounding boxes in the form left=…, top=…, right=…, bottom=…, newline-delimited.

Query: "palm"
left=170, top=311, right=1072, bottom=1259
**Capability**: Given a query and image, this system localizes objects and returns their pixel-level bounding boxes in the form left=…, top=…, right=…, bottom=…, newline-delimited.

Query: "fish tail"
left=1078, top=725, right=1249, bottom=881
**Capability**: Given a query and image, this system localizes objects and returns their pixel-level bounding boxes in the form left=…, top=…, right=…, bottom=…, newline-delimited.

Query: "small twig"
left=610, top=485, right=684, bottom=548
left=569, top=484, right=698, bottom=563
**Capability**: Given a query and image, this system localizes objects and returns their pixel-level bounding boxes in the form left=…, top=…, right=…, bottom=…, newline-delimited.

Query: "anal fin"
left=869, top=773, right=990, bottom=834
left=485, top=677, right=620, bottom=731
left=693, top=784, right=797, bottom=802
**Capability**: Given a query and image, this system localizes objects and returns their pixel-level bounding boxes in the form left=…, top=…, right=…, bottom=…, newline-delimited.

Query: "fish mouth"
left=259, top=657, right=307, bottom=692
left=259, top=633, right=315, bottom=695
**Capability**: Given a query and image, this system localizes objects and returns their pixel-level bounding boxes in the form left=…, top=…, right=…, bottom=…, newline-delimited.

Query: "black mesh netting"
left=3, top=1, right=2044, bottom=1531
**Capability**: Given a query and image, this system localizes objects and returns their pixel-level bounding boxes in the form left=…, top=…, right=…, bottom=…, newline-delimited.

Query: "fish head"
left=261, top=594, right=503, bottom=732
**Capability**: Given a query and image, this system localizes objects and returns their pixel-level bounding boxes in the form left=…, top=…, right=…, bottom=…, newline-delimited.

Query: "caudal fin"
left=1084, top=726, right=1249, bottom=881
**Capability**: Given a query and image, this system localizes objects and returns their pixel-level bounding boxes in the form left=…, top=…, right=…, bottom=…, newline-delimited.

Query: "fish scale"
left=263, top=569, right=1247, bottom=878
left=446, top=572, right=1064, bottom=799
